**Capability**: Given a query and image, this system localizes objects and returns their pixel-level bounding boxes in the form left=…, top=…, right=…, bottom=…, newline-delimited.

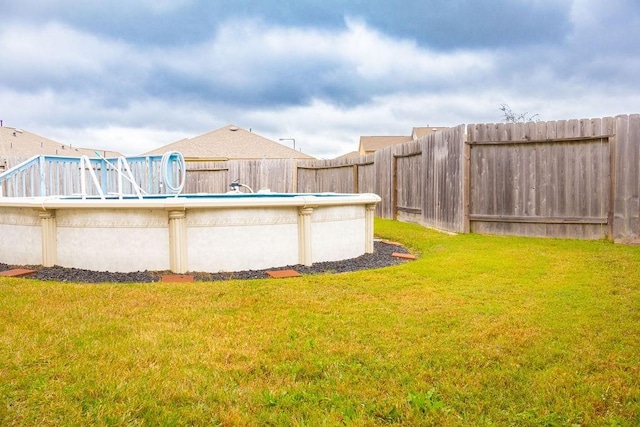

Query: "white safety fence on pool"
left=0, top=152, right=185, bottom=198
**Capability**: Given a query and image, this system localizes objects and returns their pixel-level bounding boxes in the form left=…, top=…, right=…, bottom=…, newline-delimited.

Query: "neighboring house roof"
left=334, top=151, right=362, bottom=160
left=0, top=125, right=122, bottom=159
left=412, top=126, right=449, bottom=139
left=142, top=124, right=315, bottom=160
left=358, top=136, right=413, bottom=155
left=356, top=126, right=449, bottom=155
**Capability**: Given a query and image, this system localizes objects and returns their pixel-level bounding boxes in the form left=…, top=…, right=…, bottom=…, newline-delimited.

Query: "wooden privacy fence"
left=467, top=114, right=640, bottom=243
left=185, top=159, right=296, bottom=194
left=180, top=115, right=640, bottom=242
left=183, top=156, right=378, bottom=195
left=370, top=126, right=466, bottom=233
left=466, top=118, right=614, bottom=240
left=178, top=125, right=466, bottom=233
left=296, top=157, right=376, bottom=194
left=2, top=114, right=639, bottom=242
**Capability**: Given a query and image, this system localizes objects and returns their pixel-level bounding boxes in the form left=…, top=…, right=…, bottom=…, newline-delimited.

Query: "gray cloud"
left=0, top=0, right=638, bottom=159
left=5, top=0, right=571, bottom=49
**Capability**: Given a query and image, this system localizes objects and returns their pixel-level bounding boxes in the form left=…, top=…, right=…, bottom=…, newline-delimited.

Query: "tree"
left=499, top=104, right=539, bottom=123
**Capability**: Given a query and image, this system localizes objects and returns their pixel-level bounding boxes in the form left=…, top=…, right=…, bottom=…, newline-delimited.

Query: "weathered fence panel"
left=394, top=140, right=422, bottom=223
left=467, top=118, right=613, bottom=239
left=184, top=161, right=230, bottom=194
left=229, top=159, right=295, bottom=193
left=356, top=154, right=376, bottom=194
left=1, top=156, right=29, bottom=173
left=421, top=125, right=465, bottom=232
left=296, top=158, right=359, bottom=194
left=370, top=124, right=466, bottom=232
left=183, top=159, right=296, bottom=193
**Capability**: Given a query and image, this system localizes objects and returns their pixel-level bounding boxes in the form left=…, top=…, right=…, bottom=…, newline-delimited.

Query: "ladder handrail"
left=79, top=155, right=105, bottom=200
left=116, top=156, right=146, bottom=199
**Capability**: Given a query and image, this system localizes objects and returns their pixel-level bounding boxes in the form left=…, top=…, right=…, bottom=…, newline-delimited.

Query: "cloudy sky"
left=1, top=0, right=638, bottom=158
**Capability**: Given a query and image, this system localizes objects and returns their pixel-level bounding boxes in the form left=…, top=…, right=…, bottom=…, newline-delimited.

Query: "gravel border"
left=0, top=240, right=411, bottom=283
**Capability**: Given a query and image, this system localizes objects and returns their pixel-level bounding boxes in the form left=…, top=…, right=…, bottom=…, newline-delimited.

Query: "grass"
left=1, top=219, right=639, bottom=426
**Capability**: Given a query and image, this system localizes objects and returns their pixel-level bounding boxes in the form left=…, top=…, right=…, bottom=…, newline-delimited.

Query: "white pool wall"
left=0, top=207, right=42, bottom=265
left=0, top=193, right=380, bottom=274
left=186, top=207, right=300, bottom=272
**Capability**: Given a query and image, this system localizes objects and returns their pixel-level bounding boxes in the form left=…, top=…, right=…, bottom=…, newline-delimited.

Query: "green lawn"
left=1, top=219, right=639, bottom=426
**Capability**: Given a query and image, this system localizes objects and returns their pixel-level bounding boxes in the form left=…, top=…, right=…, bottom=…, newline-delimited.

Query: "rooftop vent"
left=229, top=126, right=239, bottom=131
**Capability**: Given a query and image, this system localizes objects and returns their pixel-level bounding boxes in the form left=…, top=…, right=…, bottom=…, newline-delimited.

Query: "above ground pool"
left=0, top=192, right=380, bottom=274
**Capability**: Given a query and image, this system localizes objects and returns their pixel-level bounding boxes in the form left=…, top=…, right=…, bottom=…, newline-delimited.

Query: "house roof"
left=0, top=125, right=122, bottom=159
left=334, top=151, right=362, bottom=160
left=358, top=135, right=413, bottom=154
left=412, top=126, right=449, bottom=139
left=142, top=125, right=315, bottom=160
left=355, top=126, right=449, bottom=155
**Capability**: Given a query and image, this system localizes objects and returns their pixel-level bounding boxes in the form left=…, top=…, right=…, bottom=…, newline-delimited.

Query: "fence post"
left=607, top=134, right=616, bottom=239
left=392, top=155, right=398, bottom=220
left=463, top=132, right=471, bottom=233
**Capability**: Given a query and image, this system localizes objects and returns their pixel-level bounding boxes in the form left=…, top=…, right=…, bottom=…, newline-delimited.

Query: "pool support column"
left=298, top=206, right=314, bottom=266
left=365, top=203, right=376, bottom=254
left=168, top=208, right=188, bottom=273
left=39, top=210, right=57, bottom=267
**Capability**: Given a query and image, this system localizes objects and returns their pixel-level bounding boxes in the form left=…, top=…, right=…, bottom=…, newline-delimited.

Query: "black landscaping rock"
left=0, top=241, right=411, bottom=283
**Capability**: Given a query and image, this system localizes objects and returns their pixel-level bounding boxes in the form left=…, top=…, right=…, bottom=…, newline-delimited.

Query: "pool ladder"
left=78, top=152, right=185, bottom=199
left=79, top=155, right=147, bottom=199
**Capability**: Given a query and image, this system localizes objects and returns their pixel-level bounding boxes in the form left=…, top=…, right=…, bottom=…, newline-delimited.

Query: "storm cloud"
left=1, top=0, right=638, bottom=158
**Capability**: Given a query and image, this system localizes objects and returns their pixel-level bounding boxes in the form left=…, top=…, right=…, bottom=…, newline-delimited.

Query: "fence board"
left=373, top=147, right=394, bottom=219
left=613, top=114, right=640, bottom=242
